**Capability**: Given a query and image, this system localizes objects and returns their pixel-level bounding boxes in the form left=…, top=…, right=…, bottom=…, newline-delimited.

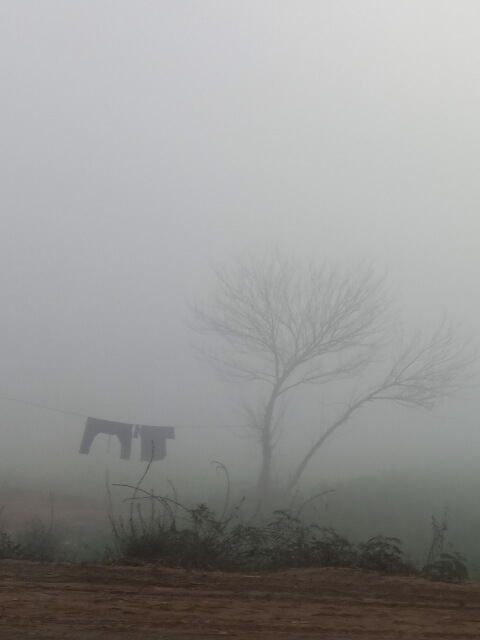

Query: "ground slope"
left=1, top=560, right=480, bottom=639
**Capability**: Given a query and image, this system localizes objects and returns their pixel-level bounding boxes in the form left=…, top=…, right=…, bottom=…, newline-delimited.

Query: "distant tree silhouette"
left=192, top=251, right=475, bottom=496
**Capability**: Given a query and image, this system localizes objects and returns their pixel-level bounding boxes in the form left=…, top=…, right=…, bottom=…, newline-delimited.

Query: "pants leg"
left=79, top=420, right=98, bottom=454
left=117, top=430, right=132, bottom=460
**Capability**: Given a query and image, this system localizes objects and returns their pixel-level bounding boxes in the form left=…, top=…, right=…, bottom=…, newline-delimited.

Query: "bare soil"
left=1, top=487, right=480, bottom=639
left=1, top=560, right=480, bottom=639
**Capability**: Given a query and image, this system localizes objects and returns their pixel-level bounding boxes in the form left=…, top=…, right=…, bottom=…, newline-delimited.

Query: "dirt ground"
left=1, top=560, right=480, bottom=639
left=1, top=487, right=480, bottom=639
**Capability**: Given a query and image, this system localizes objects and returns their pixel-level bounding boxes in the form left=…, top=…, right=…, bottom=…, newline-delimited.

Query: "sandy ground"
left=1, top=487, right=480, bottom=639
left=1, top=560, right=480, bottom=639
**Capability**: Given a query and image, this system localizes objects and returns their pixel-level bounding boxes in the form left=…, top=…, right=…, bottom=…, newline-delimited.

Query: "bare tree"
left=191, top=252, right=475, bottom=496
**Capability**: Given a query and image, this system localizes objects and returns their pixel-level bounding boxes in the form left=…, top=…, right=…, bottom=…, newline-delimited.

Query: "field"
left=2, top=559, right=480, bottom=639
left=1, top=475, right=480, bottom=639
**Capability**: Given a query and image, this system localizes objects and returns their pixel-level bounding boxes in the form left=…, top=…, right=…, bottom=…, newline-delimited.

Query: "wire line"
left=0, top=393, right=246, bottom=428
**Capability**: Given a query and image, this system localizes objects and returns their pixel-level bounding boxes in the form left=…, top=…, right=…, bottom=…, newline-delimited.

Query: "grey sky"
left=1, top=2, right=479, bottom=490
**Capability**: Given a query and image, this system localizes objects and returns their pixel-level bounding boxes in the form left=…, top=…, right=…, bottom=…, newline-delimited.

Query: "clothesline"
left=0, top=393, right=246, bottom=429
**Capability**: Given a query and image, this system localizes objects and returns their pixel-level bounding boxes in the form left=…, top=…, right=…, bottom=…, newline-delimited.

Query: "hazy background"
left=0, top=1, right=479, bottom=499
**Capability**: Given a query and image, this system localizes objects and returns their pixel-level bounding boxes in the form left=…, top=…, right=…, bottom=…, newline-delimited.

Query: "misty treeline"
left=191, top=251, right=476, bottom=496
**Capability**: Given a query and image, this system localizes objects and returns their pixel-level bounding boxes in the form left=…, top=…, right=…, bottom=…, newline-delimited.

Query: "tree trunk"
left=256, top=436, right=273, bottom=497
left=255, top=389, right=278, bottom=497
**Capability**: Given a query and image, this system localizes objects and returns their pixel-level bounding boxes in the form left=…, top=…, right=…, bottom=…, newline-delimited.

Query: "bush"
left=423, top=513, right=469, bottom=581
left=109, top=483, right=421, bottom=575
left=17, top=517, right=65, bottom=562
left=358, top=536, right=413, bottom=574
left=0, top=528, right=23, bottom=559
left=0, top=504, right=73, bottom=562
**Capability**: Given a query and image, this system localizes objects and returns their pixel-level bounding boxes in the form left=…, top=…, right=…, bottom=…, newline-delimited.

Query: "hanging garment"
left=79, top=418, right=133, bottom=460
left=137, top=425, right=175, bottom=461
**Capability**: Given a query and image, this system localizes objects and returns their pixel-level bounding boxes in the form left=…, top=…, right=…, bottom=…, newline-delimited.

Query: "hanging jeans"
left=79, top=418, right=133, bottom=460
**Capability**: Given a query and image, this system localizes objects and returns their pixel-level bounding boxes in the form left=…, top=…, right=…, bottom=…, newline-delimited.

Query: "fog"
left=1, top=2, right=480, bottom=502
